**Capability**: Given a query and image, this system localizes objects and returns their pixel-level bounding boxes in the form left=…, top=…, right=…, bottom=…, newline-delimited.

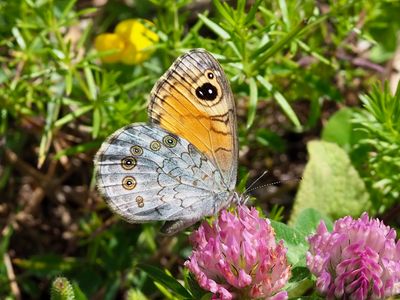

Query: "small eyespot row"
left=150, top=140, right=161, bottom=151
left=163, top=135, right=177, bottom=148
left=130, top=145, right=143, bottom=156
left=121, top=156, right=137, bottom=170
left=122, top=176, right=136, bottom=190
left=136, top=196, right=144, bottom=208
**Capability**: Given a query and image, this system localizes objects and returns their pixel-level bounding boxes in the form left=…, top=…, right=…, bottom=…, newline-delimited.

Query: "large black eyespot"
left=163, top=135, right=177, bottom=148
left=195, top=83, right=218, bottom=101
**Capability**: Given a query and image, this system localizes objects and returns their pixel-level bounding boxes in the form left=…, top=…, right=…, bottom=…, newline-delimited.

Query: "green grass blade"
left=198, top=14, right=231, bottom=40
left=212, top=0, right=235, bottom=27
left=54, top=105, right=93, bottom=128
left=138, top=264, right=192, bottom=299
left=84, top=65, right=97, bottom=101
left=254, top=19, right=308, bottom=66
left=38, top=98, right=61, bottom=167
left=246, top=77, right=258, bottom=129
left=257, top=75, right=302, bottom=130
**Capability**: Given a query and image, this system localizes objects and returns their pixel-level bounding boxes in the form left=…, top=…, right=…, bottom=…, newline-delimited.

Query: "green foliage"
left=290, top=141, right=370, bottom=222
left=137, top=264, right=192, bottom=299
left=1, top=0, right=399, bottom=299
left=271, top=208, right=333, bottom=298
left=322, top=83, right=400, bottom=212
left=0, top=0, right=159, bottom=169
left=352, top=83, right=400, bottom=211
left=322, top=108, right=359, bottom=152
left=272, top=208, right=332, bottom=268
left=198, top=0, right=307, bottom=129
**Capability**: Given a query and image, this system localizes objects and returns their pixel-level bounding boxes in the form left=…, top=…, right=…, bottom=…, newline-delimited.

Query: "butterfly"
left=94, top=49, right=239, bottom=234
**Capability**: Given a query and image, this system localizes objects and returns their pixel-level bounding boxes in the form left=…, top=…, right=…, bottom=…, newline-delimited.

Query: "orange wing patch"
left=151, top=91, right=234, bottom=174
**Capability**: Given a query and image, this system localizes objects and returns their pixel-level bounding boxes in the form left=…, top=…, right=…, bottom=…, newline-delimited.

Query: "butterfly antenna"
left=243, top=170, right=269, bottom=195
left=245, top=177, right=302, bottom=194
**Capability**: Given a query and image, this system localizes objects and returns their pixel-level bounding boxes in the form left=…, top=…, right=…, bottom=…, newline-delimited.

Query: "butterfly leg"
left=160, top=219, right=200, bottom=235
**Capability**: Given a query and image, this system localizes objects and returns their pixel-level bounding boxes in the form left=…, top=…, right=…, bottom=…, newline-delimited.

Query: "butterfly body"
left=95, top=49, right=238, bottom=234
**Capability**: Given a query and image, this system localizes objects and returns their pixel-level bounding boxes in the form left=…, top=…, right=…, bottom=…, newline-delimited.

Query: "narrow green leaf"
left=65, top=70, right=73, bottom=96
left=182, top=13, right=207, bottom=45
left=108, top=76, right=151, bottom=97
left=297, top=40, right=337, bottom=68
left=257, top=75, right=302, bottom=130
left=104, top=277, right=121, bottom=300
left=236, top=0, right=246, bottom=21
left=0, top=226, right=13, bottom=256
left=138, top=264, right=192, bottom=299
left=38, top=98, right=61, bottom=167
left=226, top=41, right=241, bottom=59
left=126, top=289, right=148, bottom=300
left=184, top=271, right=209, bottom=300
left=14, top=255, right=80, bottom=276
left=237, top=171, right=250, bottom=193
left=255, top=19, right=308, bottom=66
left=75, top=7, right=97, bottom=17
left=54, top=105, right=93, bottom=128
left=198, top=14, right=231, bottom=40
left=54, top=141, right=100, bottom=160
left=11, top=27, right=26, bottom=49
left=84, top=65, right=97, bottom=100
left=278, top=0, right=290, bottom=28
left=212, top=0, right=235, bottom=27
left=0, top=108, right=7, bottom=135
left=251, top=40, right=273, bottom=60
left=60, top=0, right=77, bottom=19
left=246, top=77, right=258, bottom=129
left=153, top=282, right=174, bottom=299
left=51, top=49, right=66, bottom=60
left=77, top=19, right=93, bottom=49
left=92, top=107, right=101, bottom=138
left=244, top=0, right=263, bottom=25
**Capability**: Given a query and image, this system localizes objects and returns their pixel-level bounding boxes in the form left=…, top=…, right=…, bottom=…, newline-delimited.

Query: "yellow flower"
left=115, top=19, right=159, bottom=64
left=94, top=19, right=159, bottom=65
left=94, top=33, right=125, bottom=63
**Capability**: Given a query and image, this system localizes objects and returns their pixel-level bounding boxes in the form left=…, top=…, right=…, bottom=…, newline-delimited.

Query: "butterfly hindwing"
left=94, top=124, right=230, bottom=224
left=148, top=49, right=238, bottom=190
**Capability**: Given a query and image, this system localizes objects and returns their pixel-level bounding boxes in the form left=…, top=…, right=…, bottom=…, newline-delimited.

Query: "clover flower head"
left=307, top=212, right=400, bottom=300
left=185, top=205, right=290, bottom=300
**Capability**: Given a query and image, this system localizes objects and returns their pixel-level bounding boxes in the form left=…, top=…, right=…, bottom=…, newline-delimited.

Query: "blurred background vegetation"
left=0, top=0, right=399, bottom=299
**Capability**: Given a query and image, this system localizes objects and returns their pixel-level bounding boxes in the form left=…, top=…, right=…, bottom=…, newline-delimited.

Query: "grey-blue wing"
left=94, top=124, right=231, bottom=225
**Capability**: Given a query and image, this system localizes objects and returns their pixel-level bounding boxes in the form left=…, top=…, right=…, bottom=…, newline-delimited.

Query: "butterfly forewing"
left=148, top=49, right=238, bottom=190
